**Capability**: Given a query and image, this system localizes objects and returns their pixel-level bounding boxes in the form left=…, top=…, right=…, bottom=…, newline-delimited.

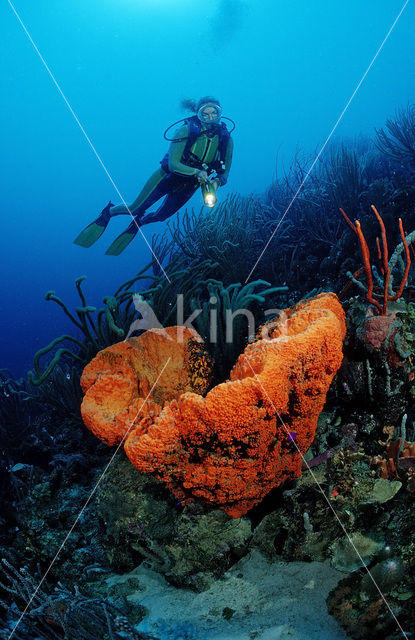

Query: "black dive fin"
left=105, top=218, right=140, bottom=256
left=73, top=201, right=113, bottom=248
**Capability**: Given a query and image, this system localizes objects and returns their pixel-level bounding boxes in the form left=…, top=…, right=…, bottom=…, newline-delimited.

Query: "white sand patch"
left=110, top=549, right=348, bottom=639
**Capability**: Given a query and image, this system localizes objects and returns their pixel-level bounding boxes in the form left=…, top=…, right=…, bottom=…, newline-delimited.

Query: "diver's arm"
left=168, top=125, right=200, bottom=177
left=216, top=136, right=234, bottom=187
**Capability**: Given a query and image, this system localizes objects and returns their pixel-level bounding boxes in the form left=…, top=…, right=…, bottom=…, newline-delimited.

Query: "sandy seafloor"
left=107, top=549, right=349, bottom=639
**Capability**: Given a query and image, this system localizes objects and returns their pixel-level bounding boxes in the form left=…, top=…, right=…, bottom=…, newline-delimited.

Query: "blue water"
left=1, top=0, right=414, bottom=377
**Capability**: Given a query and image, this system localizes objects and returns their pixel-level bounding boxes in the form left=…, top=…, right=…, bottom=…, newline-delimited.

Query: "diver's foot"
left=95, top=200, right=114, bottom=226
left=105, top=217, right=141, bottom=256
left=73, top=201, right=114, bottom=248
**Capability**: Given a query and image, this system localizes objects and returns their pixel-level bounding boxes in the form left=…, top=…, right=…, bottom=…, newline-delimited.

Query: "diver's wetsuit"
left=73, top=120, right=233, bottom=254
left=111, top=121, right=233, bottom=226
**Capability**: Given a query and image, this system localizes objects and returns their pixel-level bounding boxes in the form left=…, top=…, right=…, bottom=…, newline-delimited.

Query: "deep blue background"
left=1, top=0, right=414, bottom=377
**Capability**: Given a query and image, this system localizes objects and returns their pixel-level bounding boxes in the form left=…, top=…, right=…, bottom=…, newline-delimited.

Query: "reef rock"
left=330, top=533, right=383, bottom=573
left=95, top=457, right=251, bottom=590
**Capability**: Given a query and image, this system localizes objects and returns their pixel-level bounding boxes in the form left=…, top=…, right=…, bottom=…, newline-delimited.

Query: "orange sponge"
left=80, top=327, right=212, bottom=446
left=81, top=294, right=345, bottom=517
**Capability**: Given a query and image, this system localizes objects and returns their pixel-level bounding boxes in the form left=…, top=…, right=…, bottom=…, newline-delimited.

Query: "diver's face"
left=202, top=107, right=219, bottom=121
left=198, top=104, right=221, bottom=125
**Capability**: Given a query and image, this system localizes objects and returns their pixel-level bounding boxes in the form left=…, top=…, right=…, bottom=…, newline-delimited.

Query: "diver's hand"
left=196, top=170, right=209, bottom=184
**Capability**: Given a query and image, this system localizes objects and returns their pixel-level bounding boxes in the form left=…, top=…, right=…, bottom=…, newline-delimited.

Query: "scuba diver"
left=74, top=96, right=234, bottom=255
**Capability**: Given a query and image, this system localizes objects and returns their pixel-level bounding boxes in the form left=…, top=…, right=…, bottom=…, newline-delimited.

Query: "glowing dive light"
left=201, top=180, right=217, bottom=207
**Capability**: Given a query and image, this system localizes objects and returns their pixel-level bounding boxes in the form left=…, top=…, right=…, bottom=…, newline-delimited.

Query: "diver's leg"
left=109, top=169, right=168, bottom=217
left=105, top=171, right=177, bottom=255
left=74, top=169, right=169, bottom=248
left=139, top=180, right=199, bottom=225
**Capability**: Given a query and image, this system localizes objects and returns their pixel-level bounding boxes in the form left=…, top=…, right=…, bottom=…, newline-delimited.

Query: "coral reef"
left=248, top=422, right=415, bottom=640
left=146, top=103, right=415, bottom=304
left=340, top=205, right=411, bottom=315
left=0, top=558, right=154, bottom=640
left=94, top=457, right=179, bottom=573
left=28, top=276, right=129, bottom=386
left=5, top=101, right=415, bottom=640
left=326, top=549, right=412, bottom=640
left=375, top=104, right=415, bottom=169
left=153, top=194, right=259, bottom=284
left=332, top=297, right=413, bottom=425
left=371, top=437, right=415, bottom=495
left=190, top=278, right=288, bottom=381
left=80, top=293, right=345, bottom=517
left=94, top=457, right=252, bottom=590
left=28, top=258, right=217, bottom=386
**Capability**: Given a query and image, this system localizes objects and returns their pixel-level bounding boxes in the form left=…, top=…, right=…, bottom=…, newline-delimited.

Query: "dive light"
left=201, top=180, right=217, bottom=208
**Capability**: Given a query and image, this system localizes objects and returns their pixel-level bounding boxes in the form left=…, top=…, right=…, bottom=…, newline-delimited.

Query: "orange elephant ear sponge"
left=80, top=327, right=212, bottom=446
left=81, top=293, right=346, bottom=517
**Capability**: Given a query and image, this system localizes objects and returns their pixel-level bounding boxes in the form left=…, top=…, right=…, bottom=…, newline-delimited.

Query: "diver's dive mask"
left=197, top=103, right=222, bottom=125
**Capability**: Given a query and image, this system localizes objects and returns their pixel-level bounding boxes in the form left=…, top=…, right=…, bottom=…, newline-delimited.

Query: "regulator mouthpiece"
left=201, top=181, right=217, bottom=208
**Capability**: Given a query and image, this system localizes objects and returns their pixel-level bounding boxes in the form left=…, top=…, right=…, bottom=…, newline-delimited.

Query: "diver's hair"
left=180, top=96, right=221, bottom=113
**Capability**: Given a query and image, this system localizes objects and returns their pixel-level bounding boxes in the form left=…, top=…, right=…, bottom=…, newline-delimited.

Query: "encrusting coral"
left=80, top=293, right=346, bottom=517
